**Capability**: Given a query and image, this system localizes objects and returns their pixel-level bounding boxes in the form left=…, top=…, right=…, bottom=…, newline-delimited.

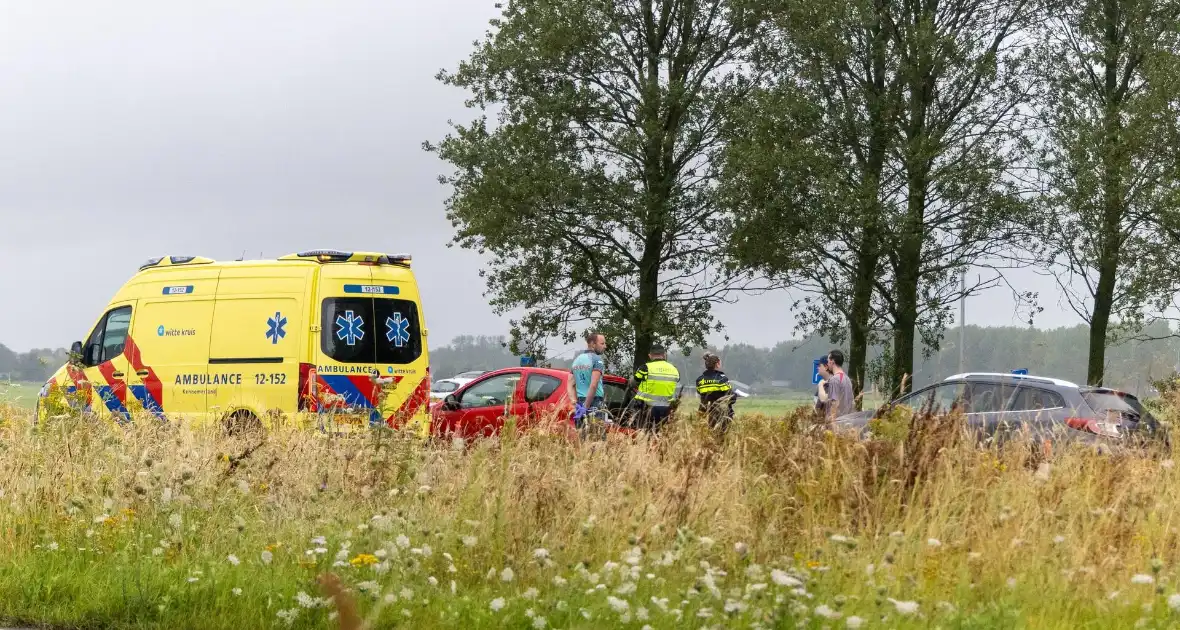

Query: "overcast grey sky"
left=0, top=1, right=1072, bottom=354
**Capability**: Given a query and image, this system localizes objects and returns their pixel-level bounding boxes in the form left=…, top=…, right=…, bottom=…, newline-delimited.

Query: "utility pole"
left=958, top=269, right=966, bottom=373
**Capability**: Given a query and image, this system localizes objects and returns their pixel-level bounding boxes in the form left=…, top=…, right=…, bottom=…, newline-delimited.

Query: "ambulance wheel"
left=223, top=410, right=263, bottom=436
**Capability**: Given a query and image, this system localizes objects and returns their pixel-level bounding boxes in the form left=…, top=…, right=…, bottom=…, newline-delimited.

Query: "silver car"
left=834, top=372, right=1166, bottom=447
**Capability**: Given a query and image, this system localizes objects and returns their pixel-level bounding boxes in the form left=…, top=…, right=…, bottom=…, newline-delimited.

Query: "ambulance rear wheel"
left=223, top=410, right=263, bottom=436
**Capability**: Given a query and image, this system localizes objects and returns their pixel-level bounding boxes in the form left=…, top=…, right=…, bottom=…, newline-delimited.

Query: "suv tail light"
left=298, top=363, right=318, bottom=411
left=1066, top=416, right=1121, bottom=438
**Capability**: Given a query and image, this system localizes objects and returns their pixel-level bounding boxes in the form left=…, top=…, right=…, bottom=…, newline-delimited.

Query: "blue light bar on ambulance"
left=139, top=255, right=215, bottom=271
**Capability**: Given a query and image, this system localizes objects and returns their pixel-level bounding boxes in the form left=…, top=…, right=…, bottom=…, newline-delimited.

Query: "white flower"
left=734, top=542, right=749, bottom=556
left=384, top=593, right=398, bottom=604
left=697, top=607, right=714, bottom=618
left=616, top=582, right=637, bottom=595
left=889, top=530, right=904, bottom=538
left=607, top=596, right=630, bottom=613
left=926, top=538, right=942, bottom=548
left=314, top=547, right=327, bottom=555
left=1168, top=593, right=1180, bottom=611
left=47, top=542, right=59, bottom=551
left=1132, top=574, right=1155, bottom=585
left=815, top=605, right=841, bottom=619
left=399, top=588, right=413, bottom=600
left=534, top=548, right=551, bottom=560
left=553, top=575, right=568, bottom=587
left=227, top=554, right=240, bottom=566
left=1163, top=459, right=1175, bottom=470
left=1053, top=535, right=1066, bottom=544
left=357, top=581, right=379, bottom=592
left=523, top=587, right=539, bottom=600
left=490, top=597, right=506, bottom=612
left=771, top=570, right=802, bottom=588
left=846, top=616, right=865, bottom=629
left=888, top=599, right=919, bottom=615
left=428, top=576, right=439, bottom=587
left=275, top=609, right=298, bottom=626
left=296, top=591, right=319, bottom=608
left=451, top=581, right=457, bottom=594
left=232, top=588, right=242, bottom=596
left=311, top=536, right=327, bottom=546
left=152, top=547, right=164, bottom=557
left=698, top=537, right=716, bottom=548
left=396, top=534, right=411, bottom=549
left=92, top=514, right=110, bottom=524
left=501, top=567, right=516, bottom=582
left=637, top=607, right=650, bottom=621
left=532, top=617, right=547, bottom=629
left=187, top=576, right=199, bottom=583
left=261, top=550, right=273, bottom=565
left=462, top=536, right=478, bottom=548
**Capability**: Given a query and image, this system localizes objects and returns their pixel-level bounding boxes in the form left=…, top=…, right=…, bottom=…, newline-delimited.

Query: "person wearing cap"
left=696, top=352, right=735, bottom=436
left=813, top=356, right=831, bottom=414
left=629, top=343, right=681, bottom=431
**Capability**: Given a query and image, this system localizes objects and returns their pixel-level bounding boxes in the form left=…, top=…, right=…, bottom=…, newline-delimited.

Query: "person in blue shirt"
left=569, top=332, right=606, bottom=427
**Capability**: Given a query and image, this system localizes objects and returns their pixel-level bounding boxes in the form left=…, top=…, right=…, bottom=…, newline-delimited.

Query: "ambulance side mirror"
left=69, top=341, right=84, bottom=365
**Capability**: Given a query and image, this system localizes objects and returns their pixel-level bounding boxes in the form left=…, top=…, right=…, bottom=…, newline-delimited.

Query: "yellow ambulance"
left=37, top=250, right=431, bottom=435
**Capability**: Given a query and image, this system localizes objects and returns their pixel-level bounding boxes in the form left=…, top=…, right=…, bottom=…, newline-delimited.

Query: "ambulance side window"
left=321, top=298, right=376, bottom=363
left=83, top=306, right=132, bottom=367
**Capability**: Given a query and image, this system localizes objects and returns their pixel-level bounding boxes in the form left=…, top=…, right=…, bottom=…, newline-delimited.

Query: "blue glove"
left=573, top=403, right=588, bottom=420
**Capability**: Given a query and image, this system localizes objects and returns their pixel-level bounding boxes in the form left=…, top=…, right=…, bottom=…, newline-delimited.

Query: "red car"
left=430, top=367, right=630, bottom=439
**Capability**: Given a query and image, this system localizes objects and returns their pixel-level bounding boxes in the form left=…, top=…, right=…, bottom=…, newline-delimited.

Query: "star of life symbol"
left=266, top=312, right=287, bottom=345
left=386, top=312, right=411, bottom=347
left=336, top=310, right=365, bottom=346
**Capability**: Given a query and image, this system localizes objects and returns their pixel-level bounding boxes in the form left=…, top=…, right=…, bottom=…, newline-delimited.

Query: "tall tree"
left=426, top=0, right=767, bottom=370
left=1034, top=0, right=1180, bottom=385
left=878, top=0, right=1038, bottom=392
left=719, top=0, right=903, bottom=401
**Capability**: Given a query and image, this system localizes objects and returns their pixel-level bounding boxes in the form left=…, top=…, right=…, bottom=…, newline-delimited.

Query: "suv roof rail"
left=943, top=372, right=1079, bottom=388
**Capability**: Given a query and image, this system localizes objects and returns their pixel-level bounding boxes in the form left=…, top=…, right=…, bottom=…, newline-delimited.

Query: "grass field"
left=2, top=397, right=1180, bottom=629
left=0, top=382, right=40, bottom=410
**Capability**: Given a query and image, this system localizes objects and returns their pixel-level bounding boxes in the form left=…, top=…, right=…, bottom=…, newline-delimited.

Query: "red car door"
left=433, top=371, right=526, bottom=439
left=522, top=371, right=572, bottom=428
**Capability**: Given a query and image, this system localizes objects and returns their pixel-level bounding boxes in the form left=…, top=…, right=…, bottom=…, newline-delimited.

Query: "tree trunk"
left=891, top=255, right=921, bottom=395
left=848, top=236, right=878, bottom=404
left=1088, top=0, right=1125, bottom=387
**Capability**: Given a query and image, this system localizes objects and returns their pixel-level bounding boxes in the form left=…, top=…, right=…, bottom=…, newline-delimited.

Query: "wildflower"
left=1168, top=594, right=1180, bottom=611
left=375, top=549, right=388, bottom=559
left=94, top=514, right=110, bottom=524
left=357, top=581, right=379, bottom=593
left=697, top=607, right=714, bottom=618
left=428, top=576, right=439, bottom=587
left=698, top=537, right=716, bottom=548
left=1163, top=460, right=1175, bottom=470
left=771, top=570, right=802, bottom=588
left=462, top=536, right=478, bottom=548
left=187, top=576, right=199, bottom=583
left=47, top=542, right=59, bottom=551
left=926, top=538, right=942, bottom=548
left=396, top=534, right=411, bottom=549
left=523, top=587, right=539, bottom=600
left=152, top=547, right=164, bottom=556
left=275, top=609, right=298, bottom=626
left=889, top=531, right=904, bottom=539
left=384, top=594, right=398, bottom=604
left=227, top=554, right=240, bottom=566
left=501, top=567, right=515, bottom=582
left=1053, top=535, right=1066, bottom=544
left=888, top=599, right=919, bottom=615
left=532, top=617, right=547, bottom=629
left=553, top=576, right=568, bottom=587
left=846, top=616, right=865, bottom=629
left=829, top=534, right=855, bottom=546
left=311, top=536, right=327, bottom=546
left=232, top=588, right=242, bottom=596
left=490, top=597, right=507, bottom=612
left=350, top=554, right=379, bottom=567
left=734, top=542, right=749, bottom=557
left=815, top=604, right=841, bottom=619
left=581, top=609, right=592, bottom=620
left=651, top=596, right=670, bottom=612
left=261, top=550, right=274, bottom=565
left=534, top=548, right=550, bottom=561
left=1132, top=574, right=1156, bottom=585
left=451, top=581, right=457, bottom=594
left=607, top=596, right=630, bottom=613
left=400, top=588, right=413, bottom=600
left=314, top=547, right=328, bottom=555
left=616, top=582, right=637, bottom=595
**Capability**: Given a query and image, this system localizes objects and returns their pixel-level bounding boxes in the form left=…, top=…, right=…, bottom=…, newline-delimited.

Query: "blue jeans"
left=575, top=396, right=603, bottom=429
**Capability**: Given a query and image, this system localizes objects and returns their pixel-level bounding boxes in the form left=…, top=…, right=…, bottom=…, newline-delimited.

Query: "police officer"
left=696, top=352, right=735, bottom=435
left=629, top=344, right=680, bottom=431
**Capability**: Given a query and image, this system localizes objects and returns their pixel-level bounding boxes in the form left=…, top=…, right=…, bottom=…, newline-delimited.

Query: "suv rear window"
left=1011, top=387, right=1065, bottom=411
left=321, top=298, right=423, bottom=364
left=1082, top=390, right=1152, bottom=421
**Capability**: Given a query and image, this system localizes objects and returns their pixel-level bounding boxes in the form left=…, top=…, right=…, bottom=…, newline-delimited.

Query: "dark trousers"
left=628, top=402, right=671, bottom=431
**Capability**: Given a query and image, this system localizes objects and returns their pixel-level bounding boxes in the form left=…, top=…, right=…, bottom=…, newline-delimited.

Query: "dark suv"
left=834, top=372, right=1166, bottom=446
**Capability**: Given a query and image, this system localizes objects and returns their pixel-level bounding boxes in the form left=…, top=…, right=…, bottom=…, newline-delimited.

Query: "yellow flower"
left=807, top=560, right=822, bottom=570
left=350, top=553, right=379, bottom=567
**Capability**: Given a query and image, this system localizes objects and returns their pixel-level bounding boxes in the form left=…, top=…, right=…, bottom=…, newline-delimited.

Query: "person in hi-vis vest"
left=628, top=344, right=680, bottom=431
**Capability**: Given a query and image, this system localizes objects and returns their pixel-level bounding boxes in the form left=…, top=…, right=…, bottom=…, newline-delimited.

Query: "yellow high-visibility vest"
left=634, top=360, right=680, bottom=408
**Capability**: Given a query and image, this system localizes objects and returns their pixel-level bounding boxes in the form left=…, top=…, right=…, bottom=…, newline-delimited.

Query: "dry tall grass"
left=1, top=399, right=1179, bottom=628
